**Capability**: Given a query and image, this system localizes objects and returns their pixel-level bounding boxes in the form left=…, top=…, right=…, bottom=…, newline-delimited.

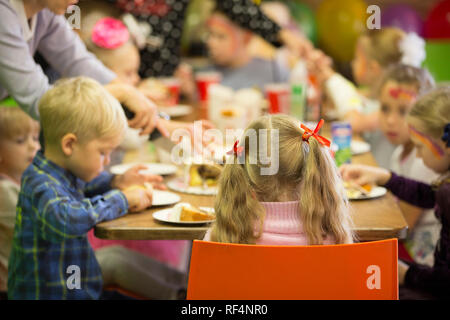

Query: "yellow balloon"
left=317, top=0, right=367, bottom=62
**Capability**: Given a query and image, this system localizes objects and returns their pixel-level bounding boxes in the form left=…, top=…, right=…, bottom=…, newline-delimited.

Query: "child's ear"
left=61, top=133, right=78, bottom=157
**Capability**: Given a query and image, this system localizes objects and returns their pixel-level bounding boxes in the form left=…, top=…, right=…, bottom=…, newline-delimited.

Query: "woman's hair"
left=38, top=77, right=127, bottom=146
left=408, top=86, right=450, bottom=140
left=210, top=114, right=354, bottom=245
left=377, top=64, right=435, bottom=97
left=361, top=28, right=406, bottom=67
left=0, top=106, right=39, bottom=139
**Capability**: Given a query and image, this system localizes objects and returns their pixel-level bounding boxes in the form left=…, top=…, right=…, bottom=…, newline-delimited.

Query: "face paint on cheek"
left=409, top=125, right=445, bottom=159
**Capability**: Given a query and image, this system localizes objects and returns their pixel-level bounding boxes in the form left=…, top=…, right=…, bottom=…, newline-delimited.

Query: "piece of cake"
left=169, top=203, right=214, bottom=222
left=188, top=163, right=223, bottom=187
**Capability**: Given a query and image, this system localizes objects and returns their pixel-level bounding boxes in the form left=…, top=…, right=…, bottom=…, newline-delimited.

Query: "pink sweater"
left=203, top=201, right=336, bottom=245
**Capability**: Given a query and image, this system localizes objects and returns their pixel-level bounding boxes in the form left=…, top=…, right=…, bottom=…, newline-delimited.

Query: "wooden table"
left=95, top=113, right=408, bottom=242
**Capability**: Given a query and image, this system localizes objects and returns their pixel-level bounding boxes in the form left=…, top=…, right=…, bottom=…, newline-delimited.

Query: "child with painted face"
left=340, top=87, right=450, bottom=299
left=201, top=10, right=290, bottom=91
left=204, top=114, right=354, bottom=245
left=0, top=105, right=40, bottom=298
left=378, top=64, right=440, bottom=267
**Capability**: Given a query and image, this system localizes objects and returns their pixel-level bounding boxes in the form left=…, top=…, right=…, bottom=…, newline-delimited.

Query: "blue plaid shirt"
left=8, top=152, right=128, bottom=299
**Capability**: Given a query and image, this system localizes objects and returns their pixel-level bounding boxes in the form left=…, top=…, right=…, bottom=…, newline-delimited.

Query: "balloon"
left=287, top=1, right=318, bottom=45
left=381, top=4, right=423, bottom=36
left=316, top=0, right=367, bottom=63
left=423, top=41, right=450, bottom=82
left=424, top=0, right=450, bottom=39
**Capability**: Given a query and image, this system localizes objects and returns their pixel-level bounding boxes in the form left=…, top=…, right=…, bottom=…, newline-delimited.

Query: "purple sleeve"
left=384, top=172, right=435, bottom=209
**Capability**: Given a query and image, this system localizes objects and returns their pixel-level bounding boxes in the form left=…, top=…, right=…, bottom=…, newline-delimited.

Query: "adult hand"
left=112, top=164, right=166, bottom=190
left=105, top=81, right=169, bottom=137
left=339, top=164, right=391, bottom=186
left=278, top=28, right=313, bottom=60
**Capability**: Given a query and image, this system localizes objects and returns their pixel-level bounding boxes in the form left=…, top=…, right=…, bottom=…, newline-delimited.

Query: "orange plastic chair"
left=187, top=239, right=398, bottom=300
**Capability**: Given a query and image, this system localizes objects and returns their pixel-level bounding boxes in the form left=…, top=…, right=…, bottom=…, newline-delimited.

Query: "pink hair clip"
left=300, top=119, right=331, bottom=147
left=226, top=140, right=244, bottom=157
left=91, top=17, right=130, bottom=49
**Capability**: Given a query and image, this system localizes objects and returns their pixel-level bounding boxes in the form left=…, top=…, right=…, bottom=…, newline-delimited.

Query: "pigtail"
left=299, top=138, right=354, bottom=245
left=211, top=161, right=265, bottom=244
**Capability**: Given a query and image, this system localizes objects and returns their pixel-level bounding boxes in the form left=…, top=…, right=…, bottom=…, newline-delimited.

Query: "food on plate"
left=343, top=181, right=372, bottom=199
left=188, top=163, right=223, bottom=187
left=170, top=203, right=215, bottom=222
left=124, top=182, right=153, bottom=192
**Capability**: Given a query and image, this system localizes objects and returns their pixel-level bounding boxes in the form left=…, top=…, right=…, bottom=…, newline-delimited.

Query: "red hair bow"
left=300, top=119, right=331, bottom=147
left=226, top=140, right=244, bottom=157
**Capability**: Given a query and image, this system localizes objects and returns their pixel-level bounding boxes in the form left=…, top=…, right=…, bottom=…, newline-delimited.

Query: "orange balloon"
left=317, top=0, right=368, bottom=62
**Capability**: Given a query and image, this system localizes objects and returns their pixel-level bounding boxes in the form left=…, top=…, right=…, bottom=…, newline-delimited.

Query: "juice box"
left=331, top=122, right=352, bottom=166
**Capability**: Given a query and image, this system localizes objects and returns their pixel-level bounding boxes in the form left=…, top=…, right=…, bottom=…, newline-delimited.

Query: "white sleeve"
left=324, top=73, right=364, bottom=118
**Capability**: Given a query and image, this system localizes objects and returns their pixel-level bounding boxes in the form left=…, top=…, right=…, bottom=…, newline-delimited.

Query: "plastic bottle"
left=289, top=60, right=308, bottom=120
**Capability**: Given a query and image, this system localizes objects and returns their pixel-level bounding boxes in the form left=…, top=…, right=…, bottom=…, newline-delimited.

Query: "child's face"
left=379, top=81, right=418, bottom=146
left=0, top=130, right=40, bottom=179
left=108, top=43, right=141, bottom=87
left=206, top=14, right=247, bottom=66
left=408, top=118, right=450, bottom=174
left=67, top=134, right=122, bottom=182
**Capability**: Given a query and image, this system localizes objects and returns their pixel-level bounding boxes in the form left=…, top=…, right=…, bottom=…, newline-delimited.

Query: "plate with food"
left=167, top=163, right=223, bottom=195
left=343, top=181, right=387, bottom=200
left=110, top=162, right=177, bottom=176
left=351, top=140, right=371, bottom=155
left=125, top=185, right=181, bottom=206
left=153, top=203, right=216, bottom=224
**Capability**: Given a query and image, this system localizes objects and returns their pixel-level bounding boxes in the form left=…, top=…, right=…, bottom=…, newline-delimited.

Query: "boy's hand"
left=122, top=184, right=153, bottom=212
left=112, top=164, right=167, bottom=190
left=339, top=164, right=391, bottom=186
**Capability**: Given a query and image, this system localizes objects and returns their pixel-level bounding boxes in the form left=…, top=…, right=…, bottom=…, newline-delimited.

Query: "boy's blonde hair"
left=210, top=114, right=354, bottom=245
left=38, top=77, right=127, bottom=146
left=361, top=27, right=406, bottom=67
left=408, top=86, right=450, bottom=140
left=0, top=106, right=40, bottom=139
left=378, top=64, right=435, bottom=96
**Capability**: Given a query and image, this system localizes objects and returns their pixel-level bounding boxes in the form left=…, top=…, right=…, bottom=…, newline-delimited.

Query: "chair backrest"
left=187, top=239, right=398, bottom=300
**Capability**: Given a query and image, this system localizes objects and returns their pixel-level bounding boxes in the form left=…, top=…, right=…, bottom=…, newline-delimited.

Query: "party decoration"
left=316, top=0, right=367, bottom=62
left=424, top=0, right=450, bottom=39
left=381, top=4, right=423, bottom=36
left=422, top=41, right=450, bottom=82
left=286, top=1, right=318, bottom=45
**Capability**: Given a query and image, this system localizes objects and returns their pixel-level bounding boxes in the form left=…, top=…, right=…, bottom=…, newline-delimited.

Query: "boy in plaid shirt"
left=8, top=77, right=155, bottom=299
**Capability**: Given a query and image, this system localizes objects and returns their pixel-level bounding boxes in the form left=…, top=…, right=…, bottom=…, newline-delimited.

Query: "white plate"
left=347, top=186, right=387, bottom=200
left=351, top=140, right=371, bottom=155
left=153, top=207, right=215, bottom=225
left=152, top=190, right=181, bottom=206
left=110, top=162, right=177, bottom=176
left=158, top=105, right=193, bottom=118
left=167, top=177, right=218, bottom=196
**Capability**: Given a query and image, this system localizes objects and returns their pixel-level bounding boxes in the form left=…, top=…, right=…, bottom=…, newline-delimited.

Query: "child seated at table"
left=7, top=77, right=187, bottom=300
left=312, top=28, right=426, bottom=169
left=377, top=64, right=439, bottom=266
left=340, top=87, right=450, bottom=299
left=180, top=8, right=290, bottom=94
left=0, top=105, right=40, bottom=299
left=204, top=114, right=354, bottom=245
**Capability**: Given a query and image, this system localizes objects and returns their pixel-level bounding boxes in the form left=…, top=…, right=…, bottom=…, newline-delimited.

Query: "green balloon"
left=286, top=1, right=318, bottom=45
left=423, top=41, right=450, bottom=83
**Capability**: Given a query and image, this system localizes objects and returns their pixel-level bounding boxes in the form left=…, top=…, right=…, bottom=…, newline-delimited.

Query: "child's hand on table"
left=112, top=164, right=167, bottom=190
left=339, top=164, right=392, bottom=186
left=122, top=183, right=154, bottom=213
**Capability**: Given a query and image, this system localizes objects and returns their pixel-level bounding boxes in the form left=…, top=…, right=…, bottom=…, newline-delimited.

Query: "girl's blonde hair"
left=408, top=86, right=450, bottom=140
left=210, top=114, right=354, bottom=245
left=361, top=27, right=406, bottom=67
left=38, top=77, right=127, bottom=146
left=0, top=106, right=40, bottom=139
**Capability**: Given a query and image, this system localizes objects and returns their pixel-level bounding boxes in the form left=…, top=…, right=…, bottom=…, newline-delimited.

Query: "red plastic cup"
left=161, top=77, right=180, bottom=106
left=195, top=72, right=222, bottom=102
left=265, top=83, right=291, bottom=114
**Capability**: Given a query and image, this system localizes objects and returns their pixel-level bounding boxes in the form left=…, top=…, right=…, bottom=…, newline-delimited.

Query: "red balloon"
left=424, top=0, right=450, bottom=39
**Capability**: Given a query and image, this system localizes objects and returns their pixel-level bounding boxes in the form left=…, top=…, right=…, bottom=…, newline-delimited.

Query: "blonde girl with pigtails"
left=204, top=114, right=354, bottom=245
